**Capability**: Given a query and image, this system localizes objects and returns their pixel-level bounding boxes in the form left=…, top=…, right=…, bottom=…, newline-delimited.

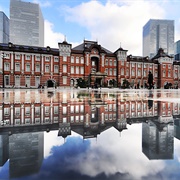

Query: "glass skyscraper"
left=0, top=11, right=9, bottom=43
left=175, top=40, right=180, bottom=60
left=143, top=19, right=174, bottom=59
left=10, top=0, right=44, bottom=47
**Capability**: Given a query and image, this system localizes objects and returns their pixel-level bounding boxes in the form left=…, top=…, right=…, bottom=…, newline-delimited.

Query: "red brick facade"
left=0, top=41, right=179, bottom=89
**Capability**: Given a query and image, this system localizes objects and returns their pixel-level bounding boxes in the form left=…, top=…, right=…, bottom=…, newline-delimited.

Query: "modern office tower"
left=0, top=11, right=9, bottom=43
left=9, top=132, right=44, bottom=178
left=10, top=0, right=44, bottom=46
left=143, top=19, right=174, bottom=59
left=174, top=40, right=180, bottom=60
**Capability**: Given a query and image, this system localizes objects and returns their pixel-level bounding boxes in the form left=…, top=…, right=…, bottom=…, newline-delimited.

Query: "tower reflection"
left=0, top=89, right=179, bottom=177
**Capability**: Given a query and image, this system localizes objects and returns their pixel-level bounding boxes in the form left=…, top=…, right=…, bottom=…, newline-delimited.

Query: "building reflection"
left=0, top=89, right=180, bottom=177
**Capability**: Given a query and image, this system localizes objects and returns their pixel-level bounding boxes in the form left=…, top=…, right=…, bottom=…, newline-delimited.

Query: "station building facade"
left=0, top=40, right=180, bottom=89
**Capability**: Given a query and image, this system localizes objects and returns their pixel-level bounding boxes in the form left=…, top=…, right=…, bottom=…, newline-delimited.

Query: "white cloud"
left=44, top=20, right=81, bottom=48
left=44, top=20, right=65, bottom=48
left=66, top=125, right=165, bottom=179
left=62, top=0, right=165, bottom=55
left=32, top=0, right=51, bottom=7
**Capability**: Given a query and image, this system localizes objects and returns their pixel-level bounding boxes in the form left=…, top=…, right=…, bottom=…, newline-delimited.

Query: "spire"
left=62, top=35, right=68, bottom=44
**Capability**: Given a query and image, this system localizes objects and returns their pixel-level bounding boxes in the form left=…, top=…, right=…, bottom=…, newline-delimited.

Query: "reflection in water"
left=0, top=89, right=179, bottom=178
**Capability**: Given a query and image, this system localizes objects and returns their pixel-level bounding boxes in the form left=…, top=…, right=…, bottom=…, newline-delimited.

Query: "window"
left=54, top=65, right=59, bottom=73
left=36, top=64, right=40, bottom=72
left=80, top=105, right=84, bottom=112
left=15, top=119, right=20, bottom=125
left=114, top=60, right=117, bottom=66
left=70, top=106, right=74, bottom=113
left=138, top=69, right=141, bottom=76
left=63, top=76, right=67, bottom=84
left=5, top=76, right=9, bottom=86
left=163, top=70, right=166, bottom=77
left=26, top=76, right=30, bottom=87
left=4, top=108, right=9, bottom=116
left=80, top=67, right=84, bottom=74
left=35, top=107, right=40, bottom=115
left=4, top=63, right=10, bottom=71
left=121, top=68, right=124, bottom=75
left=15, top=76, right=20, bottom=86
left=54, top=57, right=59, bottom=62
left=80, top=115, right=84, bottom=121
left=45, top=65, right=50, bottom=72
left=15, top=63, right=20, bottom=71
left=63, top=65, right=67, bottom=73
left=25, top=118, right=30, bottom=124
left=76, top=57, right=79, bottom=63
left=132, top=69, right=135, bottom=76
left=126, top=69, right=129, bottom=76
left=109, top=68, right=112, bottom=75
left=105, top=68, right=108, bottom=74
left=131, top=63, right=135, bottom=67
left=71, top=56, right=74, bottom=63
left=63, top=106, right=67, bottom=114
left=105, top=59, right=108, bottom=65
left=45, top=106, right=49, bottom=114
left=114, top=69, right=116, bottom=76
left=75, top=105, right=79, bottom=113
left=54, top=106, right=58, bottom=114
left=4, top=53, right=9, bottom=58
left=121, top=61, right=124, bottom=66
left=35, top=118, right=40, bottom=124
left=81, top=57, right=84, bottom=64
left=36, top=56, right=40, bottom=61
left=155, top=71, right=158, bottom=78
left=26, top=55, right=30, bottom=60
left=121, top=105, right=124, bottom=111
left=15, top=54, right=20, bottom=60
left=110, top=59, right=112, bottom=66
left=45, top=56, right=50, bottom=61
left=168, top=70, right=171, bottom=77
left=25, top=107, right=30, bottom=116
left=63, top=56, right=67, bottom=62
left=76, top=66, right=79, bottom=74
left=71, top=66, right=74, bottom=74
left=71, top=116, right=74, bottom=122
left=26, top=64, right=30, bottom=72
left=15, top=107, right=20, bottom=116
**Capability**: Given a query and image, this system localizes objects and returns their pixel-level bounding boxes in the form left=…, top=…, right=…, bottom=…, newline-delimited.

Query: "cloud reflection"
left=38, top=125, right=167, bottom=180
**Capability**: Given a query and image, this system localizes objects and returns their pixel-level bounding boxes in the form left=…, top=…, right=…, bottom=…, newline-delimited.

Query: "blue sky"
left=0, top=0, right=180, bottom=55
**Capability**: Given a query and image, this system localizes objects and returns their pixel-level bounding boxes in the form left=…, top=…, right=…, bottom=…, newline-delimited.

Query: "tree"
left=122, top=79, right=130, bottom=89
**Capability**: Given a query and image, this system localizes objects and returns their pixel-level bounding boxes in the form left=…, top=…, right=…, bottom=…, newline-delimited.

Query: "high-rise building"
left=10, top=0, right=44, bottom=46
left=175, top=40, right=180, bottom=60
left=0, top=11, right=9, bottom=43
left=143, top=19, right=174, bottom=59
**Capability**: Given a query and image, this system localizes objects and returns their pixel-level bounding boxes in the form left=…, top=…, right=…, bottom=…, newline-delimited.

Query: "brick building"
left=0, top=40, right=179, bottom=89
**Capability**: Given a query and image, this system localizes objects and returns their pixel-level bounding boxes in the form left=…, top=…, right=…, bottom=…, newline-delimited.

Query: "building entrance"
left=47, top=80, right=55, bottom=88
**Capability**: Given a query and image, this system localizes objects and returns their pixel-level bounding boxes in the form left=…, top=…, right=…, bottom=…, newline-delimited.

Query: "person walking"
left=148, top=71, right=153, bottom=89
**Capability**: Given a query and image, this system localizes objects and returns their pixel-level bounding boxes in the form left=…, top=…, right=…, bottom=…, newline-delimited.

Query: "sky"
left=0, top=0, right=180, bottom=56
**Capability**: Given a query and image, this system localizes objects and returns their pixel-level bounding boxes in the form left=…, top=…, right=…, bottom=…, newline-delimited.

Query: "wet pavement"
left=0, top=88, right=180, bottom=180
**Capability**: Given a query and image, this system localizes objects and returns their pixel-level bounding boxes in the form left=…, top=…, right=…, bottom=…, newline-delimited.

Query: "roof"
left=72, top=40, right=113, bottom=54
left=151, top=48, right=173, bottom=60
